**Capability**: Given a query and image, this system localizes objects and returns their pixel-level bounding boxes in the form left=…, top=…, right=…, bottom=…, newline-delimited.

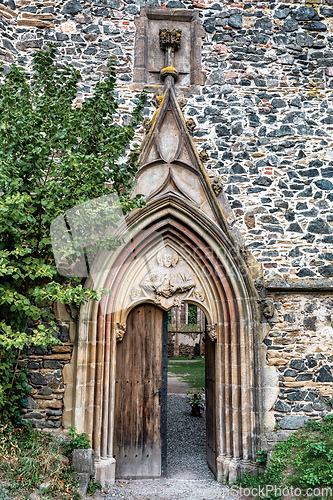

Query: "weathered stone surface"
left=296, top=33, right=314, bottom=47
left=279, top=415, right=310, bottom=430
left=72, top=472, right=90, bottom=497
left=293, top=6, right=318, bottom=21
left=317, top=365, right=333, bottom=382
left=25, top=395, right=39, bottom=409
left=318, top=265, right=333, bottom=277
left=61, top=1, right=82, bottom=15
left=206, top=70, right=225, bottom=86
left=307, top=218, right=332, bottom=235
left=16, top=39, right=43, bottom=51
left=305, top=21, right=327, bottom=32
left=274, top=400, right=292, bottom=412
left=72, top=449, right=95, bottom=475
left=290, top=359, right=306, bottom=371
left=17, top=19, right=54, bottom=28
left=228, top=14, right=242, bottom=29
left=30, top=372, right=47, bottom=386
left=43, top=360, right=62, bottom=370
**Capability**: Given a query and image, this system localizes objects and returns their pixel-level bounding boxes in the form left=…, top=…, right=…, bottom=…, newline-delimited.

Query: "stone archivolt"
left=67, top=54, right=263, bottom=487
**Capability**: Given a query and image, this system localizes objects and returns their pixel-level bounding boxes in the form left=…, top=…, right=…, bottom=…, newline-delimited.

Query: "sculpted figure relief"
left=116, top=322, right=126, bottom=342
left=206, top=323, right=217, bottom=342
left=141, top=249, right=195, bottom=299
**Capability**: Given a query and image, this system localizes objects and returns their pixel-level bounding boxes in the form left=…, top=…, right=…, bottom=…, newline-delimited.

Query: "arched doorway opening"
left=113, top=302, right=216, bottom=479
left=167, top=303, right=216, bottom=479
left=67, top=77, right=262, bottom=486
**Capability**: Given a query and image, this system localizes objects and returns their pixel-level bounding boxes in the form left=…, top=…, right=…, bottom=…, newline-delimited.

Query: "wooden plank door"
left=114, top=304, right=168, bottom=478
left=205, top=333, right=217, bottom=476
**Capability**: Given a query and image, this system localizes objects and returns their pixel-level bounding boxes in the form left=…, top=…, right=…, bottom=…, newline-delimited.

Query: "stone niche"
left=133, top=8, right=205, bottom=91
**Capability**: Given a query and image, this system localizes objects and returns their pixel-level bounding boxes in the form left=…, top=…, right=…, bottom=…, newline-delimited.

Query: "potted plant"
left=186, top=390, right=205, bottom=417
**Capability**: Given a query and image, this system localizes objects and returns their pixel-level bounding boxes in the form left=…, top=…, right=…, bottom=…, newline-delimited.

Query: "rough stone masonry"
left=1, top=0, right=333, bottom=444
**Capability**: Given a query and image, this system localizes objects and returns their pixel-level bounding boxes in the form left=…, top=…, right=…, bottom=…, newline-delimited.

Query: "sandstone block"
left=17, top=19, right=54, bottom=28
left=35, top=399, right=62, bottom=409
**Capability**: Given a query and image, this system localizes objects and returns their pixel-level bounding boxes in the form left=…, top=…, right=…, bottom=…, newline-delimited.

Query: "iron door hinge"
left=151, top=387, right=162, bottom=406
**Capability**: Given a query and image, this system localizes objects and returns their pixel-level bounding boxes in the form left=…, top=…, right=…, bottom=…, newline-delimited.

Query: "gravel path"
left=94, top=395, right=228, bottom=499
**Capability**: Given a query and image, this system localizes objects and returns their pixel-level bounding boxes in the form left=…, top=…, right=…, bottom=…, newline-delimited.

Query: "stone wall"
left=168, top=331, right=202, bottom=356
left=1, top=0, right=332, bottom=279
left=22, top=327, right=73, bottom=432
left=20, top=304, right=76, bottom=432
left=263, top=292, right=333, bottom=425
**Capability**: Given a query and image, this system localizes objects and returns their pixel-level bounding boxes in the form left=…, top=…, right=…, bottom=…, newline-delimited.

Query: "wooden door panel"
left=114, top=304, right=164, bottom=478
left=206, top=333, right=217, bottom=476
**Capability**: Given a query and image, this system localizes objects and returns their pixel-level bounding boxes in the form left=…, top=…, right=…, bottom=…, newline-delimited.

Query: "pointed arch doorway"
left=113, top=302, right=217, bottom=479
left=68, top=69, right=262, bottom=486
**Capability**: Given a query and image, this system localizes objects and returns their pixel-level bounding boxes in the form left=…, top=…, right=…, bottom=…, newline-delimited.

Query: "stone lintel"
left=265, top=278, right=333, bottom=292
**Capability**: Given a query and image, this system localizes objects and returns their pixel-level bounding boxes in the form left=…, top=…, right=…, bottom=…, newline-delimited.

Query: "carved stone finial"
left=159, top=29, right=182, bottom=83
left=143, top=118, right=151, bottom=132
left=206, top=323, right=217, bottom=342
left=193, top=286, right=205, bottom=302
left=159, top=29, right=181, bottom=52
left=261, top=299, right=275, bottom=320
left=199, top=149, right=209, bottom=163
left=152, top=92, right=163, bottom=108
left=116, top=322, right=126, bottom=342
left=186, top=118, right=196, bottom=136
left=212, top=175, right=224, bottom=196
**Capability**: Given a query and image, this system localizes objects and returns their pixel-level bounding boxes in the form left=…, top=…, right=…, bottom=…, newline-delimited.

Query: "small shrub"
left=66, top=426, right=91, bottom=457
left=87, top=481, right=102, bottom=496
left=186, top=390, right=205, bottom=412
left=0, top=424, right=80, bottom=499
left=238, top=415, right=333, bottom=498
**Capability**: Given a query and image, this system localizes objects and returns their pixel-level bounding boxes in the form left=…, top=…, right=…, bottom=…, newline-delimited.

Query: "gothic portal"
left=65, top=19, right=264, bottom=485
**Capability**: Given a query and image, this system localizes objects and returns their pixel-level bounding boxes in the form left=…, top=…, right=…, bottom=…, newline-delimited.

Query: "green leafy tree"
left=0, top=44, right=146, bottom=423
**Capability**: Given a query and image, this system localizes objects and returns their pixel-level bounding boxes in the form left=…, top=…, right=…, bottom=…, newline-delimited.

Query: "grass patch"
left=168, top=356, right=203, bottom=361
left=0, top=424, right=81, bottom=499
left=238, top=414, right=333, bottom=499
left=168, top=357, right=205, bottom=389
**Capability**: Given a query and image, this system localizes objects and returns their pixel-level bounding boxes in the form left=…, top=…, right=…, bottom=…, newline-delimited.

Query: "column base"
left=217, top=456, right=257, bottom=484
left=95, top=457, right=116, bottom=487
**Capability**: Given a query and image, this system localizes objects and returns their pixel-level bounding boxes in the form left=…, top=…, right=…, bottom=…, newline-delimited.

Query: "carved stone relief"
left=133, top=8, right=205, bottom=91
left=140, top=249, right=195, bottom=307
left=127, top=247, right=208, bottom=311
left=206, top=323, right=217, bottom=342
left=193, top=286, right=205, bottom=302
left=116, top=322, right=126, bottom=342
left=261, top=299, right=275, bottom=320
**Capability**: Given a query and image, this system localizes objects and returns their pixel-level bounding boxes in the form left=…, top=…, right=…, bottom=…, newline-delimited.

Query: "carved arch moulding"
left=109, top=241, right=217, bottom=342
left=65, top=32, right=265, bottom=487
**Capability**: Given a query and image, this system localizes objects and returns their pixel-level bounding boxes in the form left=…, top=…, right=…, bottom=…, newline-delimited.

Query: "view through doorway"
left=113, top=302, right=216, bottom=480
left=167, top=303, right=216, bottom=481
